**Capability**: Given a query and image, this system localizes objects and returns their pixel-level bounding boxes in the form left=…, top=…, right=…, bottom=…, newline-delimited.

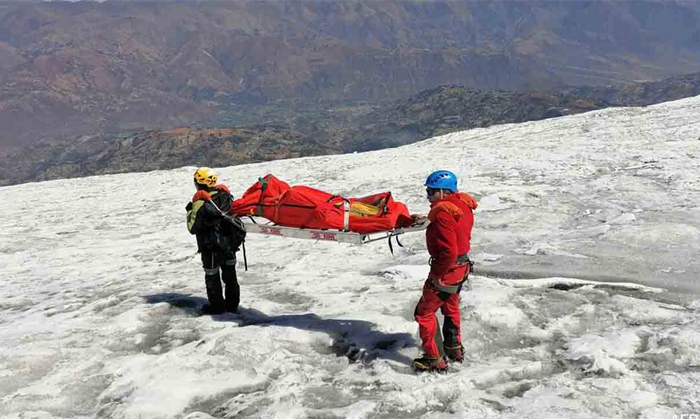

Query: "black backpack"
left=214, top=214, right=247, bottom=252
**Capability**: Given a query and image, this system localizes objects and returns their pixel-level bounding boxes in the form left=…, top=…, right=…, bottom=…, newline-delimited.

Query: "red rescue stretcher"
left=231, top=174, right=429, bottom=250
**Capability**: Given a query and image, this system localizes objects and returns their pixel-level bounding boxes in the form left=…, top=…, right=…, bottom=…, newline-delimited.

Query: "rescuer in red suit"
left=412, top=170, right=478, bottom=372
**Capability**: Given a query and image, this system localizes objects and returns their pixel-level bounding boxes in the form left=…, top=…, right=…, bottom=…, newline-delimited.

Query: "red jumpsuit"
left=414, top=192, right=477, bottom=358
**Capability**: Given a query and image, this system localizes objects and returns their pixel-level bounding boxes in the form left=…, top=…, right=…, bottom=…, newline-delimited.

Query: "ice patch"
left=499, top=277, right=663, bottom=293
left=560, top=330, right=641, bottom=376
left=517, top=242, right=590, bottom=258
left=473, top=253, right=503, bottom=262
left=609, top=213, right=636, bottom=225
left=611, top=294, right=688, bottom=324
left=377, top=265, right=429, bottom=281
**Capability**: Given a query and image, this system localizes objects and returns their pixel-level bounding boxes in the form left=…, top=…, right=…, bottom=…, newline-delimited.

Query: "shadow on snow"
left=144, top=292, right=416, bottom=366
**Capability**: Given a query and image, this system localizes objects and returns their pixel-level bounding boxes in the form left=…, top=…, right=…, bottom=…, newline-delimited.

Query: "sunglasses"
left=426, top=188, right=440, bottom=196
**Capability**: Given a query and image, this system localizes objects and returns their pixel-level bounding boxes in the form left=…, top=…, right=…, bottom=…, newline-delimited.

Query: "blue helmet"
left=425, top=170, right=458, bottom=192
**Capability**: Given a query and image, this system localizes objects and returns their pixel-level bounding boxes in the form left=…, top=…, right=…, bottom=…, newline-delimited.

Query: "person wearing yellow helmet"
left=186, top=167, right=246, bottom=315
left=193, top=167, right=219, bottom=188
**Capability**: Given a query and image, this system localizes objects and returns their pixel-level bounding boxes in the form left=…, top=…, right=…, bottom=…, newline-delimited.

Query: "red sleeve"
left=429, top=211, right=459, bottom=279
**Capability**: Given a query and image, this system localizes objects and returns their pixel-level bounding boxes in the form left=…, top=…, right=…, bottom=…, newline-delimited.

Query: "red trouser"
left=414, top=279, right=462, bottom=358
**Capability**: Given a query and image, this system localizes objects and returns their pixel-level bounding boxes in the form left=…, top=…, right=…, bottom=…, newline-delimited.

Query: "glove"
left=411, top=214, right=428, bottom=225
left=192, top=190, right=212, bottom=202
left=214, top=184, right=230, bottom=193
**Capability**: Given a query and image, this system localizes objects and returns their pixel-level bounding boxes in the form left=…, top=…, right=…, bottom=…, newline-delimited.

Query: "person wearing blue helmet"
left=412, top=170, right=478, bottom=372
left=425, top=170, right=459, bottom=195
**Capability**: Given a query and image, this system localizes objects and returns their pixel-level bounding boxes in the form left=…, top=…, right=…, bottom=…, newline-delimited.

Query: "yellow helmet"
left=193, top=167, right=218, bottom=187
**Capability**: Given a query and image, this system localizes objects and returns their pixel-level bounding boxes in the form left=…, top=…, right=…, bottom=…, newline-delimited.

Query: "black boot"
left=412, top=356, right=448, bottom=372
left=203, top=271, right=225, bottom=315
left=201, top=303, right=224, bottom=315
left=444, top=344, right=465, bottom=363
left=443, top=316, right=462, bottom=360
left=222, top=261, right=239, bottom=313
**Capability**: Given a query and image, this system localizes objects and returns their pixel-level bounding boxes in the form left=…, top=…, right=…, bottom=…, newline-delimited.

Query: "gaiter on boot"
left=204, top=270, right=225, bottom=314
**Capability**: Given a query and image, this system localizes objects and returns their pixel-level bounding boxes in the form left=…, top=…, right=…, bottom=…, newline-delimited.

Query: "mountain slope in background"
left=0, top=86, right=605, bottom=185
left=0, top=126, right=335, bottom=186
left=341, top=86, right=607, bottom=151
left=2, top=0, right=700, bottom=153
left=6, top=69, right=700, bottom=186
left=562, top=71, right=700, bottom=106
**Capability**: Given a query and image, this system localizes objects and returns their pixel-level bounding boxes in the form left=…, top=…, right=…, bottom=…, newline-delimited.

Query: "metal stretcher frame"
left=241, top=215, right=429, bottom=247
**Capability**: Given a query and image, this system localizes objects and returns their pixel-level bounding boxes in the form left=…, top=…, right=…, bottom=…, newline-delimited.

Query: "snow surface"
left=1, top=96, right=700, bottom=418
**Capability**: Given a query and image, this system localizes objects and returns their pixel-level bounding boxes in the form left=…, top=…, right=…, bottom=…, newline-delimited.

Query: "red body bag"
left=231, top=174, right=413, bottom=234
